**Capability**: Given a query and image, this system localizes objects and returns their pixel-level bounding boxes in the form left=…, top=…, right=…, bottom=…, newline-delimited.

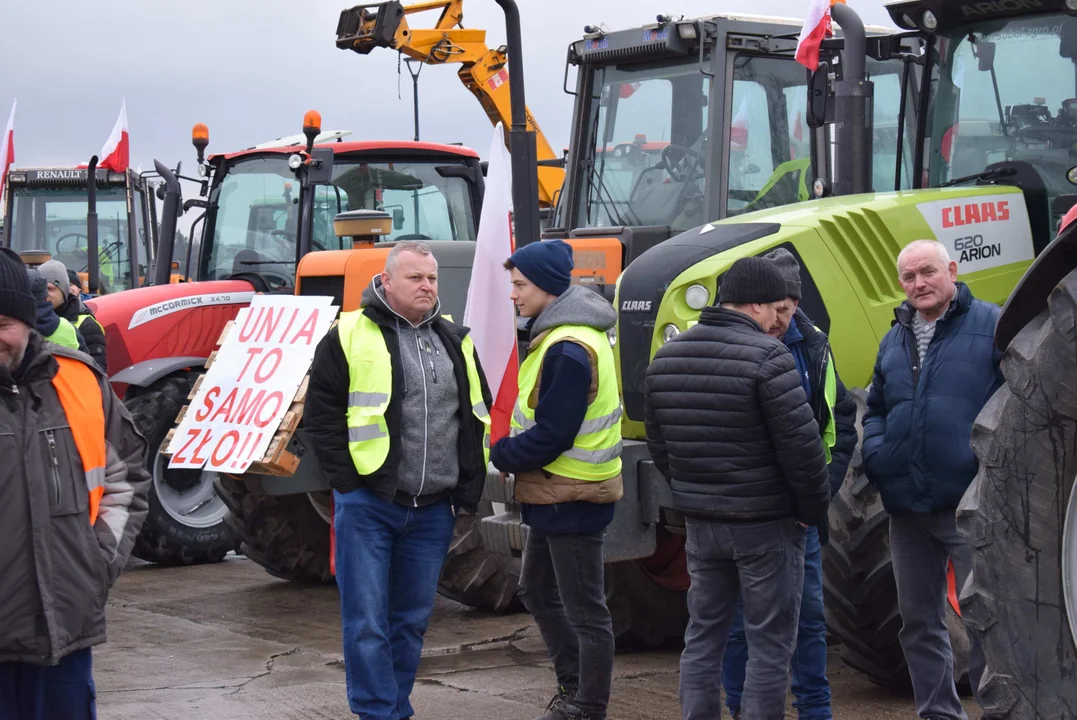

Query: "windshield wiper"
left=238, top=259, right=298, bottom=266
left=937, top=166, right=1017, bottom=188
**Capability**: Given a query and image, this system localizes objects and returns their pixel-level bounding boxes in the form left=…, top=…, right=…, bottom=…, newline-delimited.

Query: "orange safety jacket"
left=50, top=356, right=107, bottom=524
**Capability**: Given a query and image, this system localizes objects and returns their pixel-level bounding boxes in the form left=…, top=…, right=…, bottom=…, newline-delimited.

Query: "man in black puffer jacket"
left=645, top=256, right=830, bottom=720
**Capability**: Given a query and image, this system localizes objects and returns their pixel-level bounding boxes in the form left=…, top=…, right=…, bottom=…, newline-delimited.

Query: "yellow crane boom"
left=336, top=0, right=564, bottom=209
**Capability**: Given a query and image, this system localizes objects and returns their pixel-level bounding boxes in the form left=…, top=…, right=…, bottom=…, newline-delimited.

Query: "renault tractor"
left=84, top=115, right=487, bottom=567
left=471, top=0, right=1075, bottom=706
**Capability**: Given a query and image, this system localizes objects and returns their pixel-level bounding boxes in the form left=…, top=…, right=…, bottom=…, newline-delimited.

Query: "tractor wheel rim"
left=153, top=449, right=227, bottom=529
left=1063, top=475, right=1077, bottom=648
left=308, top=491, right=333, bottom=525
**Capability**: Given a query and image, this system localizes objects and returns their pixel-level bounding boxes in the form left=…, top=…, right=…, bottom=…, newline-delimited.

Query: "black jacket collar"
left=699, top=306, right=766, bottom=334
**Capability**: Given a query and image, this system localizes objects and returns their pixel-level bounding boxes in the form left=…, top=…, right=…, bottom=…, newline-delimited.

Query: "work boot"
left=535, top=685, right=576, bottom=720
left=556, top=701, right=603, bottom=720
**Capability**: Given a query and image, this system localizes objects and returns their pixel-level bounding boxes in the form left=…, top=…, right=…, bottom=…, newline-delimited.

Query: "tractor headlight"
left=288, top=153, right=304, bottom=171
left=606, top=327, right=617, bottom=348
left=684, top=284, right=709, bottom=310
left=662, top=324, right=680, bottom=344
left=197, top=163, right=209, bottom=178
left=921, top=10, right=938, bottom=31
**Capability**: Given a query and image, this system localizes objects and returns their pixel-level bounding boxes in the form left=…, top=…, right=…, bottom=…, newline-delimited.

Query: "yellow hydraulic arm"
left=335, top=0, right=564, bottom=209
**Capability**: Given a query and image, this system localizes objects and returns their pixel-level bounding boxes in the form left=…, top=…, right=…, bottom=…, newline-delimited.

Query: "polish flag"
left=731, top=96, right=750, bottom=150
left=0, top=101, right=14, bottom=202
left=98, top=99, right=130, bottom=173
left=796, top=0, right=846, bottom=71
left=463, top=123, right=519, bottom=445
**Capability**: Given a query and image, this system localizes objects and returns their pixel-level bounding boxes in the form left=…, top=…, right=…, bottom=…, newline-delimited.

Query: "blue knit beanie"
left=507, top=239, right=574, bottom=296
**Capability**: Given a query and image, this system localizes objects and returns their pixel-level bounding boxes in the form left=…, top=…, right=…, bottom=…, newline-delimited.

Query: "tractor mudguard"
left=110, top=356, right=207, bottom=389
left=995, top=221, right=1077, bottom=351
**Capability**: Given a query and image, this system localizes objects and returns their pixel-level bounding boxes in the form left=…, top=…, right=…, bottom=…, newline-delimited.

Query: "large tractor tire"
left=824, top=391, right=969, bottom=689
left=607, top=524, right=690, bottom=648
left=436, top=500, right=522, bottom=612
left=127, top=374, right=234, bottom=565
left=957, top=272, right=1077, bottom=718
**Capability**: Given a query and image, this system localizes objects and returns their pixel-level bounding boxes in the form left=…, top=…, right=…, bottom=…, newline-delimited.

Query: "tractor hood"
left=88, top=280, right=256, bottom=388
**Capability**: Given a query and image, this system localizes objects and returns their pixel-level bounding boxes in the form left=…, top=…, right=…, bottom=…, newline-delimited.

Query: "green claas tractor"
left=458, top=0, right=1077, bottom=704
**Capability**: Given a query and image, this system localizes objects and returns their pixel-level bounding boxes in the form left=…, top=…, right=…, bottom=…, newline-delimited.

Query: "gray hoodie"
left=529, top=285, right=618, bottom=339
left=361, top=278, right=461, bottom=498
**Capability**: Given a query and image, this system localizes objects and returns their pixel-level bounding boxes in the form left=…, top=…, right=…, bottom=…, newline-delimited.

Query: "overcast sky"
left=0, top=0, right=897, bottom=177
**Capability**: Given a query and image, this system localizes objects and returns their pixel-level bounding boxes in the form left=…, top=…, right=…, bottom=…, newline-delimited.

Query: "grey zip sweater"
left=362, top=279, right=460, bottom=498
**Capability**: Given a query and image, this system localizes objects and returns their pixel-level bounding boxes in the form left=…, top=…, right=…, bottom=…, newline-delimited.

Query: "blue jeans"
left=0, top=648, right=96, bottom=720
left=722, top=526, right=830, bottom=719
left=334, top=488, right=455, bottom=720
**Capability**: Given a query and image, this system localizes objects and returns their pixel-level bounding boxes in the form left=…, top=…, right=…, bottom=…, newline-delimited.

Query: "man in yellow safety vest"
left=304, top=241, right=492, bottom=720
left=490, top=239, right=622, bottom=720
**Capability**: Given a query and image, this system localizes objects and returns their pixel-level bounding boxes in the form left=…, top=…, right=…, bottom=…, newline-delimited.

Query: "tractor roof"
left=887, top=0, right=1069, bottom=32
left=213, top=140, right=480, bottom=162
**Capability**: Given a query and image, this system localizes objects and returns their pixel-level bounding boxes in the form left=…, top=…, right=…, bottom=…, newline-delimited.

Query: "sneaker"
left=557, top=702, right=603, bottom=720
left=536, top=685, right=575, bottom=720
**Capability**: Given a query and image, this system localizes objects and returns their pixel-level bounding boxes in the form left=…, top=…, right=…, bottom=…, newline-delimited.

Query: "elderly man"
left=304, top=241, right=493, bottom=720
left=0, top=248, right=150, bottom=719
left=721, top=248, right=857, bottom=720
left=862, top=239, right=1001, bottom=720
left=645, top=256, right=830, bottom=720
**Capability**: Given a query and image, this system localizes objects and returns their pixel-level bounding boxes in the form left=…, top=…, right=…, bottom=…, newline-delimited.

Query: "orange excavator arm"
left=335, top=0, right=564, bottom=209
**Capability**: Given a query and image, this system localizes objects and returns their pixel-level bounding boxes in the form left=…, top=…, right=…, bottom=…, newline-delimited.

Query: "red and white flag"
left=731, top=96, right=750, bottom=150
left=98, top=99, right=129, bottom=172
left=0, top=100, right=14, bottom=202
left=796, top=0, right=846, bottom=71
left=463, top=123, right=519, bottom=445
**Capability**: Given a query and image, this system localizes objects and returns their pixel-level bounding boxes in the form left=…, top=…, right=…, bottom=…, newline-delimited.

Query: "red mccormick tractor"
left=87, top=114, right=486, bottom=565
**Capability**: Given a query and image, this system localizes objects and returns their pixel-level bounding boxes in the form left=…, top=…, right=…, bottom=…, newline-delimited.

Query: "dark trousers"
left=519, top=528, right=615, bottom=718
left=0, top=648, right=96, bottom=720
left=334, top=488, right=455, bottom=720
left=723, top=526, right=831, bottom=719
left=679, top=517, right=806, bottom=720
left=891, top=510, right=986, bottom=720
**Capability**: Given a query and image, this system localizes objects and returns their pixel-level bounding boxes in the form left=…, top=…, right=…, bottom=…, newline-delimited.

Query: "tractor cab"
left=190, top=118, right=483, bottom=299
left=1, top=166, right=158, bottom=294
left=546, top=12, right=897, bottom=286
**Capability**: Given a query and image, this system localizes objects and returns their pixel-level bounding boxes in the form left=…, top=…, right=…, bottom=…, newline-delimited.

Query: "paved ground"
left=96, top=556, right=983, bottom=719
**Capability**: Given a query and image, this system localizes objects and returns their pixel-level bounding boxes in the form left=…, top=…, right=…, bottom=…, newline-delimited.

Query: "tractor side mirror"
left=393, top=207, right=405, bottom=230
left=807, top=63, right=830, bottom=129
left=1062, top=22, right=1077, bottom=60
left=975, top=41, right=996, bottom=72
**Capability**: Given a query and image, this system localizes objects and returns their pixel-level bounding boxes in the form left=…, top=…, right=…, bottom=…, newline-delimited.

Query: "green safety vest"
left=805, top=322, right=838, bottom=464
left=46, top=317, right=81, bottom=351
left=337, top=310, right=491, bottom=476
left=510, top=324, right=622, bottom=481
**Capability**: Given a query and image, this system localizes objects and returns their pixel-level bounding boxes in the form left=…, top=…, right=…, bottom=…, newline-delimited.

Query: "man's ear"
left=947, top=260, right=958, bottom=281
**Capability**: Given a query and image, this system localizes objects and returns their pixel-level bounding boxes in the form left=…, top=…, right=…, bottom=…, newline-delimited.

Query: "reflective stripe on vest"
left=337, top=311, right=491, bottom=476
left=510, top=324, right=622, bottom=481
left=50, top=357, right=107, bottom=525
left=46, top=318, right=80, bottom=351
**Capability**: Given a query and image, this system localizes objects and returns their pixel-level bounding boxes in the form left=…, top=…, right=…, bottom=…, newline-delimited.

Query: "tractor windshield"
left=929, top=14, right=1077, bottom=217
left=6, top=185, right=145, bottom=293
left=201, top=154, right=477, bottom=285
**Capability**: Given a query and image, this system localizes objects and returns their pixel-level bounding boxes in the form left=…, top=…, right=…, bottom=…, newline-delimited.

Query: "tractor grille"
left=817, top=207, right=904, bottom=304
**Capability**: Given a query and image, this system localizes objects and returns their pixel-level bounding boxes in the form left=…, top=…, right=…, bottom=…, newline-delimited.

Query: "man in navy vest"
left=863, top=239, right=1001, bottom=720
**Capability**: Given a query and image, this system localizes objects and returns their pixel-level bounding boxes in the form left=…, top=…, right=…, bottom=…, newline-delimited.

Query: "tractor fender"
left=110, top=356, right=207, bottom=389
left=996, top=222, right=1077, bottom=351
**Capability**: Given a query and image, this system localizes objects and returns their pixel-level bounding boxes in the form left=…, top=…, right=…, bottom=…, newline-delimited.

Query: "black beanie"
left=507, top=239, right=574, bottom=296
left=718, top=256, right=788, bottom=305
left=0, top=248, right=36, bottom=328
left=764, top=247, right=802, bottom=300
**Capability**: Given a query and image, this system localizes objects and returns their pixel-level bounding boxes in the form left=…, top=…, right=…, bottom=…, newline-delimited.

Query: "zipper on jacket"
left=813, top=343, right=830, bottom=425
left=902, top=324, right=922, bottom=388
left=414, top=331, right=430, bottom=505
left=46, top=429, right=61, bottom=505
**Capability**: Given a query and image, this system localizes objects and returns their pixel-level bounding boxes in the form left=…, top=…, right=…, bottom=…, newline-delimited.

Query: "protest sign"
left=167, top=295, right=337, bottom=473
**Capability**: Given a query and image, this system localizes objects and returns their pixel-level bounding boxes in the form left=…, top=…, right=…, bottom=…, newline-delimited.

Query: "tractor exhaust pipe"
left=86, top=155, right=100, bottom=295
left=831, top=3, right=873, bottom=197
left=153, top=159, right=181, bottom=286
left=494, top=0, right=541, bottom=248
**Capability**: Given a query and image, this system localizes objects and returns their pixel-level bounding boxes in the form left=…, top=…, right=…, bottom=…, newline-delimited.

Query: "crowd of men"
left=0, top=233, right=1000, bottom=720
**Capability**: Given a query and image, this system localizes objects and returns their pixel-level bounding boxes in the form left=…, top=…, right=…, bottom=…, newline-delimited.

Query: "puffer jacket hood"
left=361, top=276, right=441, bottom=328
left=530, top=285, right=616, bottom=339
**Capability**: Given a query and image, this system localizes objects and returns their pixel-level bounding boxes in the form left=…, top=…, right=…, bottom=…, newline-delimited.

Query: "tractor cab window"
left=314, top=160, right=477, bottom=250
left=576, top=57, right=711, bottom=232
left=727, top=54, right=812, bottom=217
left=202, top=156, right=299, bottom=287
left=928, top=14, right=1077, bottom=229
left=7, top=185, right=138, bottom=293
